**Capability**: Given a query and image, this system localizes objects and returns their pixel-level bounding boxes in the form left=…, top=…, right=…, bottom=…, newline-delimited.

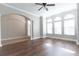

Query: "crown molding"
left=1, top=3, right=39, bottom=17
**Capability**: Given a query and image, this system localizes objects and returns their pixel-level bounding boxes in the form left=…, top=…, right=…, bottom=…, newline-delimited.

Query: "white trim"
left=1, top=36, right=28, bottom=46
left=32, top=36, right=76, bottom=42
left=30, top=20, right=32, bottom=40
left=32, top=37, right=46, bottom=40
left=46, top=36, right=76, bottom=42
left=2, top=36, right=27, bottom=41
left=32, top=37, right=42, bottom=40
left=1, top=3, right=39, bottom=17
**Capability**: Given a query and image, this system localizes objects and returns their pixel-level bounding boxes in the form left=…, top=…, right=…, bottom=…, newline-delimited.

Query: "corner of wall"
left=0, top=14, right=2, bottom=47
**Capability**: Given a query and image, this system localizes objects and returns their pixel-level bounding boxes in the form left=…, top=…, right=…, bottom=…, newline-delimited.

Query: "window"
left=64, top=14, right=74, bottom=19
left=47, top=19, right=53, bottom=34
left=54, top=17, right=62, bottom=34
left=64, top=13, right=75, bottom=35
left=47, top=23, right=52, bottom=34
left=46, top=11, right=75, bottom=36
left=54, top=22, right=62, bottom=34
left=47, top=18, right=52, bottom=22
left=54, top=17, right=62, bottom=21
left=64, top=19, right=75, bottom=35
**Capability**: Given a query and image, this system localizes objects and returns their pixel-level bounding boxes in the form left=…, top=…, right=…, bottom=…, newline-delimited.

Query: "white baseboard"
left=32, top=36, right=76, bottom=42
left=1, top=36, right=28, bottom=46
left=46, top=36, right=76, bottom=42
left=2, top=36, right=27, bottom=41
left=32, top=37, right=42, bottom=40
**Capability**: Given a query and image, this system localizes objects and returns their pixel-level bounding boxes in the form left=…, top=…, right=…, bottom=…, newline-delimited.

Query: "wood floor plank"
left=0, top=38, right=79, bottom=56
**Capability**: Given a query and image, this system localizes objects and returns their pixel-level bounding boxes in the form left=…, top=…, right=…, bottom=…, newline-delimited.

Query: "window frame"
left=63, top=14, right=75, bottom=35
left=54, top=17, right=62, bottom=35
left=46, top=9, right=76, bottom=37
left=46, top=18, right=53, bottom=34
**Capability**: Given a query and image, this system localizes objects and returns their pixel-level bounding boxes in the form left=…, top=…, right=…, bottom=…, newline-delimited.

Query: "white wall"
left=32, top=16, right=47, bottom=39
left=43, top=16, right=46, bottom=37
left=39, top=16, right=47, bottom=38
left=1, top=14, right=26, bottom=40
left=0, top=4, right=41, bottom=41
left=76, top=4, right=79, bottom=44
left=32, top=16, right=40, bottom=39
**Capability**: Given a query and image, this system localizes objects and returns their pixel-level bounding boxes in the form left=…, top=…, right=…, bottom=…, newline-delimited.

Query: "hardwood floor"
left=0, top=38, right=79, bottom=56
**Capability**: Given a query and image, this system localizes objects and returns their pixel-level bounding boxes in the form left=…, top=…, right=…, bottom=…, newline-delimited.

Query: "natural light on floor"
left=44, top=43, right=75, bottom=54
left=45, top=43, right=53, bottom=47
left=60, top=47, right=75, bottom=54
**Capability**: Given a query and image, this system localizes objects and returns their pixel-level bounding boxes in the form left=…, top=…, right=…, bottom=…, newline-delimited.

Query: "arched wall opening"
left=1, top=13, right=32, bottom=46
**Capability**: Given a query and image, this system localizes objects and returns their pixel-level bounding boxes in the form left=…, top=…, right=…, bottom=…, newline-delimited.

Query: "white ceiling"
left=6, top=3, right=77, bottom=17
